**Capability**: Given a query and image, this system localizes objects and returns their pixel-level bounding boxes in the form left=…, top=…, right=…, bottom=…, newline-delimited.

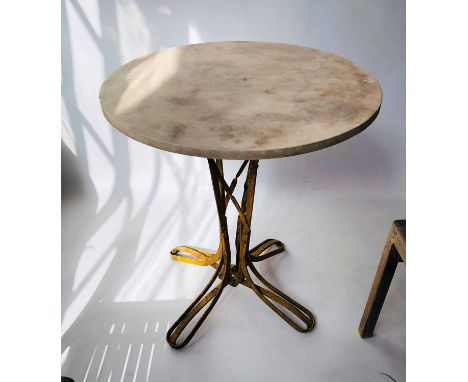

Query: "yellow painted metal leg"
left=166, top=159, right=315, bottom=349
left=170, top=243, right=222, bottom=267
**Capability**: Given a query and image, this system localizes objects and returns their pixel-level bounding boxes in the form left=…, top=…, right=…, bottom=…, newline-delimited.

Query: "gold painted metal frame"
left=166, top=159, right=315, bottom=349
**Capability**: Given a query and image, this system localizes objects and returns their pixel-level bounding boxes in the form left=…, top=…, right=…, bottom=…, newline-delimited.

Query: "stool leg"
left=359, top=234, right=400, bottom=338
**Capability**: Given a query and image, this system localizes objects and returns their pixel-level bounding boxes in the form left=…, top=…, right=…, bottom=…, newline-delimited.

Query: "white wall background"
left=62, top=1, right=405, bottom=381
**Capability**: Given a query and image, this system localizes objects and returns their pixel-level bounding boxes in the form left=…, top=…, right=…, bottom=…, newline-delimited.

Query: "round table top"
left=100, top=41, right=382, bottom=160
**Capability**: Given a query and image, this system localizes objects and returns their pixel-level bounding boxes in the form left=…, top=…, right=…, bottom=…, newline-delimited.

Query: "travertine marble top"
left=100, top=41, right=382, bottom=159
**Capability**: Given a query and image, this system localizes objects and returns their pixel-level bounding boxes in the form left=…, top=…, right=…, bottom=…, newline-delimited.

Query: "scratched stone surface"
left=100, top=41, right=382, bottom=160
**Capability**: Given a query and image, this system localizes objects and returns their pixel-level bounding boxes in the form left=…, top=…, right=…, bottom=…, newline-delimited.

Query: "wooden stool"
left=359, top=220, right=406, bottom=338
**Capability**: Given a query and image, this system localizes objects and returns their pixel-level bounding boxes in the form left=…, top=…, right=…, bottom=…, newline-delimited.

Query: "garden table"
left=99, top=41, right=382, bottom=349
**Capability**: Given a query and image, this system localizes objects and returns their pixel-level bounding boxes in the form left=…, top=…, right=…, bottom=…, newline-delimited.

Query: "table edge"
left=100, top=103, right=381, bottom=160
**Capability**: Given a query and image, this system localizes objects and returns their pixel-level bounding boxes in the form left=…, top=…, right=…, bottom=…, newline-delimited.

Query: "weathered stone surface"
left=100, top=41, right=382, bottom=159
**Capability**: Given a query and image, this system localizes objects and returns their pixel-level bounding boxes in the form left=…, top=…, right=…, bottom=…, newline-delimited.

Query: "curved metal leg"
left=170, top=244, right=222, bottom=267
left=235, top=161, right=315, bottom=332
left=241, top=259, right=316, bottom=332
left=167, top=160, right=233, bottom=349
left=169, top=160, right=248, bottom=268
left=166, top=258, right=227, bottom=348
left=249, top=238, right=285, bottom=262
left=167, top=159, right=315, bottom=349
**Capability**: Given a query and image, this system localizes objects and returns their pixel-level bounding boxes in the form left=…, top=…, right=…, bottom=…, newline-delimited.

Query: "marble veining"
left=99, top=41, right=382, bottom=159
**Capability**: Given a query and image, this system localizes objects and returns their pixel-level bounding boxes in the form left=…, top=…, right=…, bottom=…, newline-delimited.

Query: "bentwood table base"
left=166, top=159, right=316, bottom=349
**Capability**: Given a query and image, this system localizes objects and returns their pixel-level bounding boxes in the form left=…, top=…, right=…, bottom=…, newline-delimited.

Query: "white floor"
left=62, top=154, right=405, bottom=382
